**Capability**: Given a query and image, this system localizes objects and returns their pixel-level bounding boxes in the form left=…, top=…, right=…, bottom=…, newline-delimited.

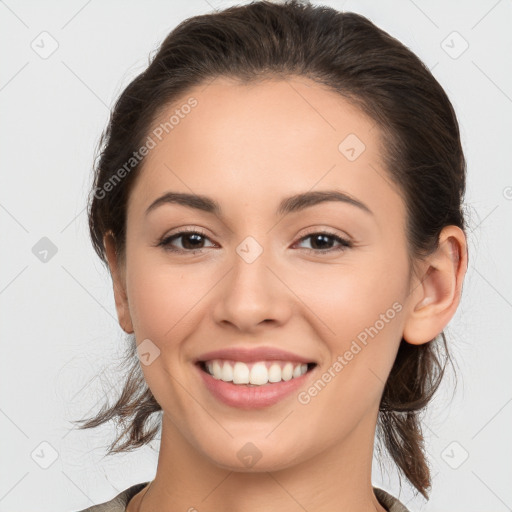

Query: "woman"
left=74, top=1, right=468, bottom=510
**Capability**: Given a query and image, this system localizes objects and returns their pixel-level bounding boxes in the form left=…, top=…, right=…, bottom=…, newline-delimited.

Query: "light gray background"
left=1, top=1, right=511, bottom=511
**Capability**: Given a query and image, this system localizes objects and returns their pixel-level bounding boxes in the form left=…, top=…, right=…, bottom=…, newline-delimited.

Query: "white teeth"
left=249, top=362, right=268, bottom=385
left=268, top=363, right=282, bottom=383
left=221, top=361, right=233, bottom=382
left=212, top=360, right=222, bottom=379
left=233, top=362, right=250, bottom=384
left=281, top=362, right=293, bottom=381
left=203, top=359, right=310, bottom=385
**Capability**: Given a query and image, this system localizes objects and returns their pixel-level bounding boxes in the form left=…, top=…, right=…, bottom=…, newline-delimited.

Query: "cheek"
left=125, top=253, right=215, bottom=341
left=298, top=271, right=406, bottom=435
left=297, top=252, right=408, bottom=409
left=293, top=253, right=407, bottom=342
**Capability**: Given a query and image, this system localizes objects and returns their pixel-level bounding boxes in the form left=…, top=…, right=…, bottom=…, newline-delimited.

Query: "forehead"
left=127, top=76, right=403, bottom=227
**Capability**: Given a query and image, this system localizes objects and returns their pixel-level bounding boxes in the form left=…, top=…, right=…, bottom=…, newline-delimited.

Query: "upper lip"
left=195, top=346, right=315, bottom=364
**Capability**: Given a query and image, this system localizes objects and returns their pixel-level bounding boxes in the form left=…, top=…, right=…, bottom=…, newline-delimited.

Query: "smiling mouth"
left=197, top=359, right=317, bottom=386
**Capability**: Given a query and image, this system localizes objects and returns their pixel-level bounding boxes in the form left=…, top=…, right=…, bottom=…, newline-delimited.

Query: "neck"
left=135, top=408, right=386, bottom=512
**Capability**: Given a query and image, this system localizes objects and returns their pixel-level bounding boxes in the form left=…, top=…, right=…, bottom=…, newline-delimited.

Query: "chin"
left=199, top=436, right=311, bottom=473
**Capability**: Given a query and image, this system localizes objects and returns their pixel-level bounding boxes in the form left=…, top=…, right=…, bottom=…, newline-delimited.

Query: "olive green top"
left=75, top=482, right=411, bottom=512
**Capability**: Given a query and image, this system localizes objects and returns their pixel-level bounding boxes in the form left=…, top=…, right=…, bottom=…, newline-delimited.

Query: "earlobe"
left=103, top=232, right=134, bottom=334
left=403, top=226, right=467, bottom=345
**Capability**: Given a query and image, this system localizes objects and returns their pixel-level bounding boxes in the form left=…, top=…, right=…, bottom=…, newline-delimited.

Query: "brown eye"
left=295, top=232, right=352, bottom=254
left=156, top=229, right=352, bottom=256
left=158, top=230, right=215, bottom=253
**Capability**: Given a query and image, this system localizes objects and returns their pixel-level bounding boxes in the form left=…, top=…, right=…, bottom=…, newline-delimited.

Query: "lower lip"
left=196, top=364, right=314, bottom=409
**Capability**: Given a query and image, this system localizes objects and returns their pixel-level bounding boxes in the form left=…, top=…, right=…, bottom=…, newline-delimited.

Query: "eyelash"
left=156, top=228, right=353, bottom=256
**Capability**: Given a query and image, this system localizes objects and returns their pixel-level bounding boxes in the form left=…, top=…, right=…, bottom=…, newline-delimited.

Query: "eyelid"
left=159, top=225, right=212, bottom=240
left=296, top=226, right=352, bottom=241
left=157, top=226, right=215, bottom=249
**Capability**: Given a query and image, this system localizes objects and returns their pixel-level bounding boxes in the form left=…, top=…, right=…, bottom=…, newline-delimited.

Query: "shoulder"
left=73, top=482, right=150, bottom=512
left=373, top=486, right=412, bottom=512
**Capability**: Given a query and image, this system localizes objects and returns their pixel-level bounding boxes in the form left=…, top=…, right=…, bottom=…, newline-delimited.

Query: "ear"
left=104, top=231, right=134, bottom=334
left=403, top=225, right=468, bottom=345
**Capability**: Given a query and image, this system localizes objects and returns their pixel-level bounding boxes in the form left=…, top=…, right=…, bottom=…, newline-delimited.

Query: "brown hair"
left=76, top=0, right=466, bottom=500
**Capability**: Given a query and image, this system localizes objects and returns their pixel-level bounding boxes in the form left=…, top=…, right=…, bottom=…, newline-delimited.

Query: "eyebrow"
left=145, top=189, right=373, bottom=218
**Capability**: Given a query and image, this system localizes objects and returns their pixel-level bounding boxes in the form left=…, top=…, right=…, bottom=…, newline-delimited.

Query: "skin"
left=103, top=76, right=467, bottom=512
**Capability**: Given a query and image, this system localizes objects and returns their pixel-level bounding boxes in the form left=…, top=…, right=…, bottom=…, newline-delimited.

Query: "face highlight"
left=113, top=76, right=417, bottom=472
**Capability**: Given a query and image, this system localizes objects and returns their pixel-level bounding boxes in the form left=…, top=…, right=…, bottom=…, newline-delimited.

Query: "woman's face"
left=115, top=76, right=416, bottom=471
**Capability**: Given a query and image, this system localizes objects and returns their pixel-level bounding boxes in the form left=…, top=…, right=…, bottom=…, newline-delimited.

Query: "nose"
left=212, top=245, right=293, bottom=334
